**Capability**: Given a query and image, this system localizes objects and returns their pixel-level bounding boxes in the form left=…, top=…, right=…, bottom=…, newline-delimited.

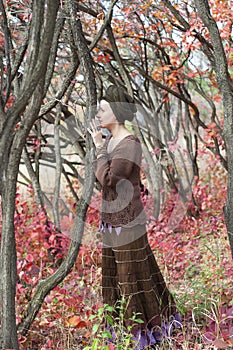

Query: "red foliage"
left=203, top=304, right=233, bottom=347
left=0, top=154, right=232, bottom=348
left=11, top=187, right=102, bottom=348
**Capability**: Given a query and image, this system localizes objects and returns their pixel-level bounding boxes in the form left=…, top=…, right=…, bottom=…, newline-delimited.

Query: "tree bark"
left=18, top=0, right=97, bottom=335
left=53, top=104, right=62, bottom=230
left=22, top=147, right=45, bottom=208
left=0, top=83, right=46, bottom=349
left=0, top=1, right=60, bottom=348
left=194, top=0, right=233, bottom=257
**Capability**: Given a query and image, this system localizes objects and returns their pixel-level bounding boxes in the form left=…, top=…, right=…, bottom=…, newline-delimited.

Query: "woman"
left=88, top=85, right=181, bottom=348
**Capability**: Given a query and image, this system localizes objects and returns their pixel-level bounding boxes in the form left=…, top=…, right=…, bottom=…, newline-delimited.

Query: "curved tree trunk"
left=18, top=0, right=98, bottom=336
left=0, top=1, right=60, bottom=348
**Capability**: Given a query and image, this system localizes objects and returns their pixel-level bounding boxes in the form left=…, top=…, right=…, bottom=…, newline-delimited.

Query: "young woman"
left=88, top=85, right=181, bottom=348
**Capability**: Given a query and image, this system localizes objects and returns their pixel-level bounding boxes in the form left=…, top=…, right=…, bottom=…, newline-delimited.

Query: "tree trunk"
left=194, top=0, right=233, bottom=258
left=18, top=0, right=98, bottom=335
left=53, top=104, right=62, bottom=230
left=0, top=1, right=60, bottom=347
left=0, top=165, right=19, bottom=349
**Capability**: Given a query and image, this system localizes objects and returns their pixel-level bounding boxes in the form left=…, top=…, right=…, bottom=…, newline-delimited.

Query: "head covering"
left=101, top=85, right=137, bottom=123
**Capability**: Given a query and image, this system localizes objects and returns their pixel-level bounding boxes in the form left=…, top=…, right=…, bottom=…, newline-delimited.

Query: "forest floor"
left=14, top=161, right=233, bottom=349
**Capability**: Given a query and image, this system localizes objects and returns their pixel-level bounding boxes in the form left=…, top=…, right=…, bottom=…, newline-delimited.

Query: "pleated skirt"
left=101, top=224, right=178, bottom=337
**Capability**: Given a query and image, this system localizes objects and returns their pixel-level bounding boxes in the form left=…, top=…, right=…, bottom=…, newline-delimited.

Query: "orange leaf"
left=67, top=316, right=87, bottom=328
left=67, top=315, right=81, bottom=327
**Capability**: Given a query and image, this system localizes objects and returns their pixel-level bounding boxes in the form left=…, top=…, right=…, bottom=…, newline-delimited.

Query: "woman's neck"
left=109, top=124, right=130, bottom=139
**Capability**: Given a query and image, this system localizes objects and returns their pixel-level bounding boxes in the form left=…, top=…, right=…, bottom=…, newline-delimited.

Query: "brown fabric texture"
left=93, top=134, right=177, bottom=335
left=102, top=227, right=176, bottom=334
left=93, top=135, right=147, bottom=227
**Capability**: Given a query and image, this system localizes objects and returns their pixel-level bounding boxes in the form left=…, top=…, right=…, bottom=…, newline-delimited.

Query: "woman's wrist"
left=95, top=143, right=107, bottom=159
left=96, top=145, right=104, bottom=156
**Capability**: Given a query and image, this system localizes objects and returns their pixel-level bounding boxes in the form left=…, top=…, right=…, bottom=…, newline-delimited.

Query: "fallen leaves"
left=66, top=315, right=88, bottom=329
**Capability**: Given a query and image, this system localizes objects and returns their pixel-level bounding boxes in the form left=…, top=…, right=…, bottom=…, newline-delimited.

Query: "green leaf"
left=97, top=308, right=104, bottom=317
left=91, top=339, right=99, bottom=350
left=105, top=314, right=114, bottom=325
left=125, top=338, right=130, bottom=346
left=104, top=305, right=115, bottom=312
left=134, top=318, right=144, bottom=323
left=101, top=330, right=112, bottom=339
left=92, top=324, right=99, bottom=334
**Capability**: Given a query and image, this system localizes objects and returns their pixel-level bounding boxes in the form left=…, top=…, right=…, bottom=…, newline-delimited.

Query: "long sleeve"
left=93, top=137, right=142, bottom=188
left=92, top=135, right=146, bottom=227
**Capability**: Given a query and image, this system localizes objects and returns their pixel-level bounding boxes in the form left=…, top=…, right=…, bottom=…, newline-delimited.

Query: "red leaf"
left=213, top=339, right=229, bottom=349
left=76, top=320, right=87, bottom=329
left=25, top=262, right=33, bottom=271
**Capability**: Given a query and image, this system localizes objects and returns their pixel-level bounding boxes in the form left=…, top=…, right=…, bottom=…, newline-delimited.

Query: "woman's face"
left=96, top=100, right=118, bottom=129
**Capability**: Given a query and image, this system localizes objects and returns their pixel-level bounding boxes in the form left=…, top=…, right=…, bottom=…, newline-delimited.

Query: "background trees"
left=0, top=0, right=232, bottom=348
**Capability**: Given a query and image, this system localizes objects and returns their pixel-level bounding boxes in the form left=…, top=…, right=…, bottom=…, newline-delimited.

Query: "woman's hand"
left=87, top=119, right=103, bottom=149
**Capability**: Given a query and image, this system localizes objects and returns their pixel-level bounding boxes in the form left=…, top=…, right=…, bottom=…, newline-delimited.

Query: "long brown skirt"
left=101, top=224, right=177, bottom=337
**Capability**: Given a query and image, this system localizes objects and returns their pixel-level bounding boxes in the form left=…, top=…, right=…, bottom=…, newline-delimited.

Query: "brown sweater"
left=93, top=135, right=146, bottom=227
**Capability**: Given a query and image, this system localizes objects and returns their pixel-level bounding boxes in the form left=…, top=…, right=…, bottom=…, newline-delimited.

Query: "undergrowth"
left=1, top=159, right=232, bottom=349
